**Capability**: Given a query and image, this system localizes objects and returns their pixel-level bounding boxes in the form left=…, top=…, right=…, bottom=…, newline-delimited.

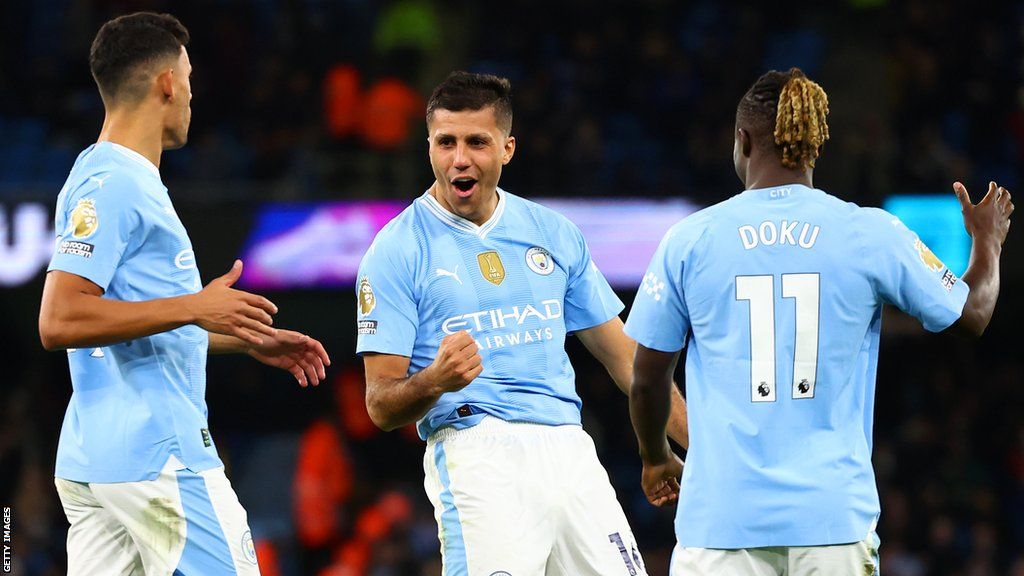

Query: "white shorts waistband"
left=426, top=415, right=582, bottom=445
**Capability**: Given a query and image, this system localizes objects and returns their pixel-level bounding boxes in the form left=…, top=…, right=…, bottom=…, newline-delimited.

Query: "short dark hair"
left=89, top=12, right=190, bottom=104
left=426, top=71, right=513, bottom=134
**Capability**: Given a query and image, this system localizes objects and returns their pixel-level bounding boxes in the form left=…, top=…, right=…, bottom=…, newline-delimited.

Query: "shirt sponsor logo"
left=941, top=269, right=958, bottom=292
left=525, top=246, right=554, bottom=275
left=477, top=251, right=505, bottom=285
left=57, top=240, right=94, bottom=258
left=70, top=198, right=99, bottom=239
left=358, top=320, right=378, bottom=335
left=359, top=276, right=376, bottom=316
left=442, top=300, right=562, bottom=351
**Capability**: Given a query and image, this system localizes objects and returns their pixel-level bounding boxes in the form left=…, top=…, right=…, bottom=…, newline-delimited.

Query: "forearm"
left=581, top=319, right=689, bottom=448
left=957, top=235, right=1002, bottom=336
left=667, top=384, right=689, bottom=450
left=208, top=333, right=252, bottom=355
left=604, top=348, right=688, bottom=449
left=366, top=368, right=444, bottom=431
left=40, top=291, right=195, bottom=350
left=630, top=372, right=673, bottom=463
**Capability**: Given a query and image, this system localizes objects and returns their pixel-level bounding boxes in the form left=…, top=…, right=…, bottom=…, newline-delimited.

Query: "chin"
left=163, top=134, right=188, bottom=151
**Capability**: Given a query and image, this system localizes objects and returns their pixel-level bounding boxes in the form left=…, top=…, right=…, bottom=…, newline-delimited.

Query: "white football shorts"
left=424, top=416, right=648, bottom=576
left=669, top=530, right=880, bottom=576
left=55, top=456, right=260, bottom=576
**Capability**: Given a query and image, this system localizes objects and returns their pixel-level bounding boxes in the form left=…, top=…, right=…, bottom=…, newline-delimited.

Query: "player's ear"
left=157, top=68, right=175, bottom=102
left=737, top=128, right=752, bottom=158
left=502, top=136, right=516, bottom=165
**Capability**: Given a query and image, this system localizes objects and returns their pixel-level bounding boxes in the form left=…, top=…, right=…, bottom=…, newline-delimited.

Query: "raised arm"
left=39, top=260, right=277, bottom=351
left=576, top=317, right=689, bottom=449
left=363, top=330, right=482, bottom=431
left=948, top=181, right=1013, bottom=338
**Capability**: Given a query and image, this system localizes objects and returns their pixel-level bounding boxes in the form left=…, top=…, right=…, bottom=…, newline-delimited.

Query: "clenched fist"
left=424, top=330, right=483, bottom=394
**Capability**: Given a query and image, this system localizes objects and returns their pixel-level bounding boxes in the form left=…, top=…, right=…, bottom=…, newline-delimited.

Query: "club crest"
left=525, top=246, right=554, bottom=276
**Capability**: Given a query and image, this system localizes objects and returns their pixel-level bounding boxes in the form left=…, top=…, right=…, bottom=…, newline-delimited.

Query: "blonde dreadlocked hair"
left=737, top=68, right=830, bottom=170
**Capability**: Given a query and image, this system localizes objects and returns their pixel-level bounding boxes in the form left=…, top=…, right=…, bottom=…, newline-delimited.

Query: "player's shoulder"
left=848, top=204, right=911, bottom=239
left=60, top=149, right=149, bottom=208
left=662, top=197, right=732, bottom=247
left=364, top=199, right=423, bottom=262
left=506, top=190, right=585, bottom=240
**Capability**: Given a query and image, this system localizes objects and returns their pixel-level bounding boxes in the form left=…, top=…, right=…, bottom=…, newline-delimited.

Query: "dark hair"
left=426, top=71, right=513, bottom=134
left=736, top=67, right=829, bottom=170
left=89, top=12, right=190, bottom=104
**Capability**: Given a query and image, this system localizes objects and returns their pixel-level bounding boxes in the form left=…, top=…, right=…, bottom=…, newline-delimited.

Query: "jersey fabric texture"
left=48, top=142, right=217, bottom=483
left=624, top=184, right=969, bottom=549
left=355, top=188, right=623, bottom=439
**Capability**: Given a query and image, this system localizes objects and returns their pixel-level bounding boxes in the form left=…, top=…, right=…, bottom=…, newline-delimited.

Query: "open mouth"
left=451, top=177, right=478, bottom=197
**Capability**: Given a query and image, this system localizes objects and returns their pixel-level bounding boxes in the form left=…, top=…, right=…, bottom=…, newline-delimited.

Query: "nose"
left=453, top=142, right=471, bottom=169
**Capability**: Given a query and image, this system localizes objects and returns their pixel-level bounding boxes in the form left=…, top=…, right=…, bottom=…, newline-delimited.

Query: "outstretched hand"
left=188, top=260, right=279, bottom=346
left=248, top=329, right=331, bottom=387
left=640, top=451, right=684, bottom=507
left=953, top=181, right=1013, bottom=245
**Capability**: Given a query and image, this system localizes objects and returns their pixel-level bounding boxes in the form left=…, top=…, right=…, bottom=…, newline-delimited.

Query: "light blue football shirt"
left=625, top=184, right=969, bottom=549
left=356, top=188, right=623, bottom=439
left=49, top=142, right=219, bottom=483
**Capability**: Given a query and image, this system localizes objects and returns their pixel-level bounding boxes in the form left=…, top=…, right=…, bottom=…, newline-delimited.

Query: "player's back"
left=660, top=183, right=966, bottom=548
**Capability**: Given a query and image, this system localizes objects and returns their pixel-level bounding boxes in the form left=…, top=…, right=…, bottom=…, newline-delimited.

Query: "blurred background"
left=2, top=0, right=1024, bottom=574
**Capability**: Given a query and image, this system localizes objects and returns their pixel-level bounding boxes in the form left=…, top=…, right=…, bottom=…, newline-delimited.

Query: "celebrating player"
left=357, top=71, right=688, bottom=575
left=626, top=67, right=1012, bottom=575
left=38, top=13, right=330, bottom=575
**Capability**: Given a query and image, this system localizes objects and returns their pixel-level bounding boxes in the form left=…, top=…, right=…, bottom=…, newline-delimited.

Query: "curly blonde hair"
left=737, top=67, right=830, bottom=170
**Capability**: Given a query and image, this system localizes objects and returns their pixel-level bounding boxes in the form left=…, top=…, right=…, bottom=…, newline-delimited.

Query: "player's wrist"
left=414, top=364, right=448, bottom=398
left=638, top=440, right=672, bottom=465
left=175, top=293, right=201, bottom=325
left=971, top=232, right=1003, bottom=255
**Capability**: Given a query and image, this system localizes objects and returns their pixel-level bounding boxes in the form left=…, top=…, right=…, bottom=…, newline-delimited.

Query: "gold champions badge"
left=477, top=251, right=505, bottom=285
left=358, top=276, right=376, bottom=316
left=70, top=198, right=99, bottom=239
left=914, top=239, right=945, bottom=272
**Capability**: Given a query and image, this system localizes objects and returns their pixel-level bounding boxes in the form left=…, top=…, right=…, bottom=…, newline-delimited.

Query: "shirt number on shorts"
left=608, top=532, right=642, bottom=575
left=735, top=273, right=820, bottom=402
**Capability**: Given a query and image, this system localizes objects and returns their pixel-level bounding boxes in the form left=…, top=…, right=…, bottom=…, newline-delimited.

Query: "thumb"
left=952, top=182, right=972, bottom=210
left=218, top=259, right=243, bottom=286
left=979, top=181, right=998, bottom=206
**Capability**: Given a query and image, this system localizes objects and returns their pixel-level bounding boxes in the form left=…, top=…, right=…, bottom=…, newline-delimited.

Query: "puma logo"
left=89, top=174, right=112, bottom=188
left=436, top=265, right=462, bottom=285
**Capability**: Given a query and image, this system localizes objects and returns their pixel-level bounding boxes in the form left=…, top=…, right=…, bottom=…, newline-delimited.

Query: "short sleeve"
left=354, top=236, right=419, bottom=356
left=562, top=223, right=624, bottom=332
left=866, top=209, right=969, bottom=332
left=47, top=175, right=140, bottom=291
left=624, top=224, right=692, bottom=352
